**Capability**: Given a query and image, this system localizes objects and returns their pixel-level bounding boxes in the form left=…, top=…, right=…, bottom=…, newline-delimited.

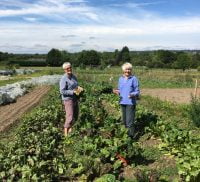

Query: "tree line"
left=1, top=47, right=200, bottom=70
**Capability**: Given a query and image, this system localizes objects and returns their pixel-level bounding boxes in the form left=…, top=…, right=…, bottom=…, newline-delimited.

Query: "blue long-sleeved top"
left=118, top=75, right=140, bottom=105
left=59, top=74, right=78, bottom=101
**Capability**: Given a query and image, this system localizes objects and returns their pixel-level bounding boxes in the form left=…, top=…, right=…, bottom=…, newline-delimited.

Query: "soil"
left=142, top=88, right=200, bottom=104
left=0, top=85, right=51, bottom=132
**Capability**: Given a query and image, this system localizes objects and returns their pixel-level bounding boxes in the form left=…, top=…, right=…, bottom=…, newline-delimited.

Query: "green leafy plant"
left=189, top=96, right=200, bottom=127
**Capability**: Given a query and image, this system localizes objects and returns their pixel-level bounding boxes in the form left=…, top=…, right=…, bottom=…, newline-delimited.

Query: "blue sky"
left=0, top=0, right=200, bottom=53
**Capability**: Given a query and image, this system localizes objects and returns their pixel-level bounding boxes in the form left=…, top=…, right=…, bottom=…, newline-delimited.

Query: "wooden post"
left=194, top=79, right=198, bottom=98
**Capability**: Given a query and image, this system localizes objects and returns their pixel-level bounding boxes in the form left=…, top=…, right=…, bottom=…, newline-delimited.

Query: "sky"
left=0, top=0, right=200, bottom=53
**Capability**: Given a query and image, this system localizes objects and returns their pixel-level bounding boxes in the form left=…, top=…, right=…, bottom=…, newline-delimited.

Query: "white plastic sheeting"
left=0, top=75, right=62, bottom=105
left=0, top=69, right=38, bottom=76
left=15, top=69, right=37, bottom=75
left=0, top=70, right=15, bottom=76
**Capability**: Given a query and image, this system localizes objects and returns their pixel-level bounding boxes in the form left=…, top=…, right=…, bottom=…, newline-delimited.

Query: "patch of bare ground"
left=142, top=88, right=200, bottom=104
left=140, top=137, right=162, bottom=148
left=120, top=145, right=179, bottom=182
left=121, top=157, right=178, bottom=182
left=0, top=85, right=51, bottom=132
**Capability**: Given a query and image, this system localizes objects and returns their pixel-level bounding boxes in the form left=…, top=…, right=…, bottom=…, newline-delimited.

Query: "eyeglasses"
left=64, top=67, right=72, bottom=70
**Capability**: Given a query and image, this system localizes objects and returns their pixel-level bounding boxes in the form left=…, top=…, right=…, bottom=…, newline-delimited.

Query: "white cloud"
left=0, top=0, right=200, bottom=53
left=1, top=16, right=200, bottom=53
left=0, top=0, right=98, bottom=22
left=112, top=1, right=167, bottom=8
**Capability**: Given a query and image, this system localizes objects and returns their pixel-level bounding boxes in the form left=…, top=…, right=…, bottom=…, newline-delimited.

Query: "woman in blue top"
left=113, top=62, right=140, bottom=138
left=60, top=62, right=79, bottom=136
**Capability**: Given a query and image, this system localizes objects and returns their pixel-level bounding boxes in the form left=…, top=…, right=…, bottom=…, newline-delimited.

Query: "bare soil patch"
left=142, top=88, right=200, bottom=104
left=0, top=85, right=51, bottom=132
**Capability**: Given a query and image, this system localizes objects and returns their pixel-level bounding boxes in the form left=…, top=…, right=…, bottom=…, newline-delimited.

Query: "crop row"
left=0, top=82, right=153, bottom=181
left=1, top=81, right=199, bottom=181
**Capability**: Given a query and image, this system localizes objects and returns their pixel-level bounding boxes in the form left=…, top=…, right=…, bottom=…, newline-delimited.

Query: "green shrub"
left=189, top=96, right=200, bottom=127
left=10, top=60, right=47, bottom=66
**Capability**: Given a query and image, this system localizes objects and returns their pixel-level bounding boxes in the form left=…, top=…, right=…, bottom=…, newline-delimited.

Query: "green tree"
left=153, top=50, right=176, bottom=68
left=147, top=60, right=164, bottom=68
left=114, top=46, right=131, bottom=65
left=132, top=51, right=152, bottom=66
left=174, top=52, right=191, bottom=71
left=121, top=46, right=131, bottom=63
left=46, top=48, right=62, bottom=66
left=114, top=49, right=119, bottom=59
left=191, top=53, right=200, bottom=68
left=77, top=50, right=100, bottom=66
left=0, top=51, right=3, bottom=62
left=0, top=52, right=9, bottom=62
left=100, top=51, right=115, bottom=66
left=61, top=50, right=71, bottom=64
left=114, top=49, right=122, bottom=65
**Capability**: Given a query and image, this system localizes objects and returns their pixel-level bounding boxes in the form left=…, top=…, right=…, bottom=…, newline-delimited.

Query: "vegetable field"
left=0, top=68, right=200, bottom=181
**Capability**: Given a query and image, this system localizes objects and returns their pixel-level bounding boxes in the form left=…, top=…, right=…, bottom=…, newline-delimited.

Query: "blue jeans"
left=121, top=104, right=136, bottom=137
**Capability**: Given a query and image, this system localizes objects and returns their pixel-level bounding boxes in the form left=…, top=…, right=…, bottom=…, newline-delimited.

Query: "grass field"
left=1, top=66, right=199, bottom=88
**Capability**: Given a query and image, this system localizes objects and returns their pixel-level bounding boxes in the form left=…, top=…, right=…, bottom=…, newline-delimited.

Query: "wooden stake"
left=194, top=79, right=198, bottom=98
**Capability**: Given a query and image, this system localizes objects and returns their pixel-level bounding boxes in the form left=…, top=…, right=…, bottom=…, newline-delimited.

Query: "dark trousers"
left=121, top=104, right=136, bottom=137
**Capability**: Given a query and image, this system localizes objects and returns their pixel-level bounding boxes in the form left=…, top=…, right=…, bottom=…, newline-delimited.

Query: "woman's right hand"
left=113, top=89, right=119, bottom=95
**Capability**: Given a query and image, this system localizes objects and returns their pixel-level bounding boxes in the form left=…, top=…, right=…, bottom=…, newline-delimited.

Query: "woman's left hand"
left=128, top=94, right=135, bottom=98
left=74, top=86, right=84, bottom=95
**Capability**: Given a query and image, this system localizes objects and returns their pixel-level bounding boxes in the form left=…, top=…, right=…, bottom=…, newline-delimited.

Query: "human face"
left=64, top=66, right=72, bottom=75
left=123, top=67, right=132, bottom=77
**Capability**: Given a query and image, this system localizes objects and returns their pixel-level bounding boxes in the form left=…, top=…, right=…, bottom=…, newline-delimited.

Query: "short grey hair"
left=62, top=62, right=71, bottom=69
left=121, top=62, right=132, bottom=71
